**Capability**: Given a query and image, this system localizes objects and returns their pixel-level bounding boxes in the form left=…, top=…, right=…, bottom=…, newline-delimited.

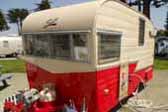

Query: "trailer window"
left=98, top=33, right=121, bottom=64
left=24, top=35, right=34, bottom=55
left=139, top=18, right=145, bottom=46
left=3, top=41, right=9, bottom=48
left=23, top=33, right=88, bottom=62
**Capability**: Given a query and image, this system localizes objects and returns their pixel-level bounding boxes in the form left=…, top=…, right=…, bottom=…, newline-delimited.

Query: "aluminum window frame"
left=138, top=18, right=146, bottom=46
left=97, top=31, right=122, bottom=64
left=3, top=40, right=9, bottom=48
left=23, top=31, right=90, bottom=63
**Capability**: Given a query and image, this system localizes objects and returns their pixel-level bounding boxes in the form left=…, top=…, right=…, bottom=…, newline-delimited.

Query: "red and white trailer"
left=4, top=0, right=156, bottom=112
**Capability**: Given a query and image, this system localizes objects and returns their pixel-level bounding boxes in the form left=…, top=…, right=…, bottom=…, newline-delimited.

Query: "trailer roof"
left=22, top=0, right=152, bottom=34
left=22, top=1, right=99, bottom=34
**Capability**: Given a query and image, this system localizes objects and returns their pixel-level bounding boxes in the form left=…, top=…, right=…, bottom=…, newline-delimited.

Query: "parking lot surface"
left=0, top=73, right=29, bottom=110
left=119, top=70, right=168, bottom=112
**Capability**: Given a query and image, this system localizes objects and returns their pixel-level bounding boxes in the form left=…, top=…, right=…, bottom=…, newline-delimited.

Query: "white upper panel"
left=22, top=0, right=155, bottom=73
left=22, top=0, right=153, bottom=34
left=22, top=1, right=99, bottom=33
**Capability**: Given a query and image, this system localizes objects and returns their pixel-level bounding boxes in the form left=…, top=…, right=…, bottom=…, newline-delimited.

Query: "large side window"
left=139, top=18, right=145, bottom=46
left=98, top=33, right=121, bottom=64
left=23, top=33, right=88, bottom=62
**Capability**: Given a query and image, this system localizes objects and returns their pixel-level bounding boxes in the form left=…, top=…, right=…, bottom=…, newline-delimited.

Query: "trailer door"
left=119, top=63, right=129, bottom=100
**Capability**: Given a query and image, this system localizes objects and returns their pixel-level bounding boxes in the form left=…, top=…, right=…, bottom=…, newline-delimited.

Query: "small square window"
left=3, top=41, right=9, bottom=48
left=98, top=33, right=121, bottom=64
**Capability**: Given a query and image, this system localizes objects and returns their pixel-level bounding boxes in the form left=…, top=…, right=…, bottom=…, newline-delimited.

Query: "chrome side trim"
left=22, top=30, right=91, bottom=35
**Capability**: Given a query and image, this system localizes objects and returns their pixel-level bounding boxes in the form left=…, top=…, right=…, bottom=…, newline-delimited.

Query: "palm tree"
left=35, top=0, right=52, bottom=11
left=7, top=8, right=29, bottom=35
left=0, top=10, right=9, bottom=31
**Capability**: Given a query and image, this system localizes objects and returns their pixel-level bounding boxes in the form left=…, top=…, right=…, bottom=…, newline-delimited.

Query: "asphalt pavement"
left=0, top=73, right=29, bottom=110
left=119, top=70, right=168, bottom=112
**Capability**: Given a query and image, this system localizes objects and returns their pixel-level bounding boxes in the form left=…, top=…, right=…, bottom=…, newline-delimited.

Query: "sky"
left=0, top=0, right=167, bottom=36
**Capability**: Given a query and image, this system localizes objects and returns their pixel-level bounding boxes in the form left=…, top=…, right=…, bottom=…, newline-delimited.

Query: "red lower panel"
left=26, top=63, right=153, bottom=112
left=97, top=66, right=120, bottom=112
left=26, top=63, right=97, bottom=112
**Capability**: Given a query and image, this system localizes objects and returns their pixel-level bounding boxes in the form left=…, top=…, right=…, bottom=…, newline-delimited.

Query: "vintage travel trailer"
left=155, top=36, right=168, bottom=56
left=4, top=0, right=155, bottom=112
left=0, top=36, right=23, bottom=57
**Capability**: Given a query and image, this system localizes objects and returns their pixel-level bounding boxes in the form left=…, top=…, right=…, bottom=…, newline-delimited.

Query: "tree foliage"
left=35, top=0, right=51, bottom=11
left=129, top=0, right=168, bottom=19
left=165, top=11, right=168, bottom=30
left=0, top=10, right=9, bottom=31
left=7, top=8, right=29, bottom=35
left=157, top=30, right=168, bottom=36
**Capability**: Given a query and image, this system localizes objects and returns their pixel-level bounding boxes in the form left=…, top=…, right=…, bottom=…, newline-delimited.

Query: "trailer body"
left=21, top=0, right=155, bottom=111
left=0, top=36, right=23, bottom=57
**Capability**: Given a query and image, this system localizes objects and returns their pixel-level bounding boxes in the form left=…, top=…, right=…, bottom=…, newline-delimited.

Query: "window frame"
left=23, top=32, right=90, bottom=63
left=97, top=31, right=122, bottom=64
left=3, top=40, right=9, bottom=48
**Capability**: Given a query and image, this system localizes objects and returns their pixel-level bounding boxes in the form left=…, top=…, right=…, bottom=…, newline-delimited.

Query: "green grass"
left=0, top=58, right=167, bottom=73
left=154, top=58, right=168, bottom=70
left=0, top=59, right=26, bottom=74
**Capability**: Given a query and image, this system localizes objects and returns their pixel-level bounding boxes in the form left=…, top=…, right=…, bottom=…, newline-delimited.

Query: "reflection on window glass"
left=24, top=35, right=50, bottom=57
left=51, top=34, right=70, bottom=59
left=73, top=34, right=88, bottom=62
left=73, top=34, right=87, bottom=46
left=23, top=33, right=88, bottom=62
left=98, top=33, right=121, bottom=64
left=33, top=35, right=50, bottom=57
left=24, top=35, right=33, bottom=55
